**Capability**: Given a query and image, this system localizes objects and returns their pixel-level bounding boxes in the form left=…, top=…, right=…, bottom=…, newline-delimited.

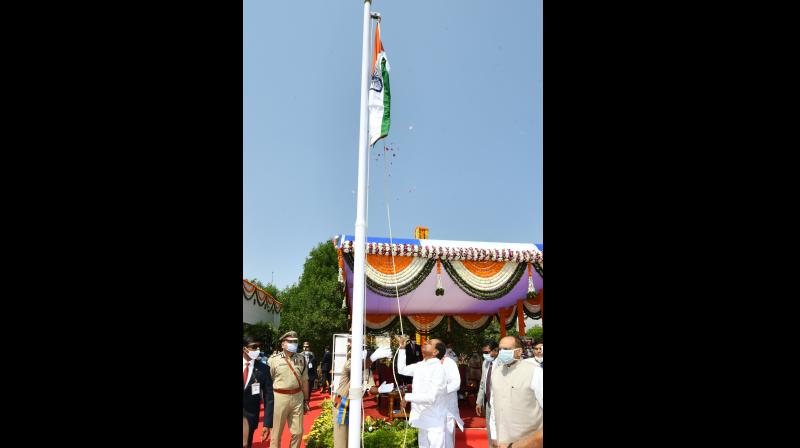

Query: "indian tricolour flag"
left=368, top=23, right=390, bottom=146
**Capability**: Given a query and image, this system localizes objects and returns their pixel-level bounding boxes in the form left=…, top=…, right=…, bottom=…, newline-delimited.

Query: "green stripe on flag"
left=380, top=58, right=391, bottom=138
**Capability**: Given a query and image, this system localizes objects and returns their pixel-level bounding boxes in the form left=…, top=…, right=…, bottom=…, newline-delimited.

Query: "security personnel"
left=268, top=331, right=309, bottom=448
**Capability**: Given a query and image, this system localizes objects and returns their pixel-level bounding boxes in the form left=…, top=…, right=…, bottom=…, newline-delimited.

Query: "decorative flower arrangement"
left=442, top=260, right=528, bottom=300
left=242, top=284, right=282, bottom=312
left=343, top=252, right=436, bottom=298
left=341, top=240, right=543, bottom=266
left=304, top=399, right=418, bottom=448
left=338, top=238, right=542, bottom=302
left=526, top=262, right=537, bottom=299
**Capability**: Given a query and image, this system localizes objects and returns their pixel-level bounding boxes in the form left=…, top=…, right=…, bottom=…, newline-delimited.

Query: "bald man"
left=488, top=336, right=543, bottom=448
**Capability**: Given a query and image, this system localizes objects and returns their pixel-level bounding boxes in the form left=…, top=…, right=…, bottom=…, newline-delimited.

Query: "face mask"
left=247, top=350, right=260, bottom=360
left=483, top=354, right=495, bottom=362
left=286, top=343, right=298, bottom=353
left=497, top=349, right=516, bottom=364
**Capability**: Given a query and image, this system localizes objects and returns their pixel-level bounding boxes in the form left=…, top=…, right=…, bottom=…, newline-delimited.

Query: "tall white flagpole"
left=348, top=1, right=372, bottom=447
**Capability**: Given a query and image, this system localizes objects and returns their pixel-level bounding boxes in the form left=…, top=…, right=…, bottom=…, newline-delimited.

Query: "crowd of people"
left=243, top=331, right=543, bottom=448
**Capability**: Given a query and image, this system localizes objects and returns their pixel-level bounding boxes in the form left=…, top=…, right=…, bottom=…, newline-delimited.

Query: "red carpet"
left=251, top=388, right=488, bottom=447
left=251, top=388, right=327, bottom=448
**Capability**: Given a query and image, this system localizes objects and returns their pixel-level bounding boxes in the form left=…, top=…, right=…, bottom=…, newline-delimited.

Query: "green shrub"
left=304, top=400, right=418, bottom=448
left=304, top=399, right=334, bottom=448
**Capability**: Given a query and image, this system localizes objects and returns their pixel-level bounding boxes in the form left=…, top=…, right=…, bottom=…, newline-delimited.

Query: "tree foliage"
left=276, top=241, right=349, bottom=355
left=243, top=321, right=278, bottom=349
left=526, top=325, right=543, bottom=343
left=248, top=278, right=281, bottom=300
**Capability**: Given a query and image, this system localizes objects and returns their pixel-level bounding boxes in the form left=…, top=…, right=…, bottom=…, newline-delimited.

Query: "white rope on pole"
left=381, top=143, right=410, bottom=448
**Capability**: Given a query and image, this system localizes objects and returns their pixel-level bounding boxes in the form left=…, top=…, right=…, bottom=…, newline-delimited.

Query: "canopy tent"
left=243, top=278, right=283, bottom=327
left=334, top=235, right=543, bottom=338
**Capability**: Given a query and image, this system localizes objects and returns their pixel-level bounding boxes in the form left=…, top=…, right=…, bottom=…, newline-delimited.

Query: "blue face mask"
left=497, top=349, right=517, bottom=364
left=483, top=354, right=495, bottom=362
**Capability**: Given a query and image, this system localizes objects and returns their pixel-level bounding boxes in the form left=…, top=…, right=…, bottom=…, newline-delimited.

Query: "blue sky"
left=244, top=0, right=542, bottom=289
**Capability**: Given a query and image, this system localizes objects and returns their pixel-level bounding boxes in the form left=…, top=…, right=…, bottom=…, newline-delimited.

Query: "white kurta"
left=397, top=350, right=448, bottom=447
left=440, top=357, right=464, bottom=448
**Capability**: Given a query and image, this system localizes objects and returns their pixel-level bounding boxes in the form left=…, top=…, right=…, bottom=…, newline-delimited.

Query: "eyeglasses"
left=482, top=351, right=491, bottom=354
left=246, top=344, right=262, bottom=350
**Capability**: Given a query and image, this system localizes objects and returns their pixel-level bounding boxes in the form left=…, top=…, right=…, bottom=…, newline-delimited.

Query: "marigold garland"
left=343, top=252, right=436, bottom=297
left=442, top=260, right=527, bottom=300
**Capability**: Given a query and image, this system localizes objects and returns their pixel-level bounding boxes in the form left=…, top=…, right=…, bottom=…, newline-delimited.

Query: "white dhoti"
left=441, top=358, right=464, bottom=448
left=419, top=426, right=446, bottom=448
left=445, top=416, right=455, bottom=448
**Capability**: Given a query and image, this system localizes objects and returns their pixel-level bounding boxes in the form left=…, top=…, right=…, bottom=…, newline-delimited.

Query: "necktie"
left=243, top=362, right=250, bottom=386
left=485, top=362, right=494, bottom=406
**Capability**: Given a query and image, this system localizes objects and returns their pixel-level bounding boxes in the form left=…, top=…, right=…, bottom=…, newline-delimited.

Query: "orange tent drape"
left=498, top=305, right=515, bottom=339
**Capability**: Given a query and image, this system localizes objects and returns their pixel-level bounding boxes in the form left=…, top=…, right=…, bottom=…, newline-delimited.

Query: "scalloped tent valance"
left=335, top=234, right=543, bottom=334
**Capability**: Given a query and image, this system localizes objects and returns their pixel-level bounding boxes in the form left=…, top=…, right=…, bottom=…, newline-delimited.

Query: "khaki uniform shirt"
left=268, top=351, right=308, bottom=391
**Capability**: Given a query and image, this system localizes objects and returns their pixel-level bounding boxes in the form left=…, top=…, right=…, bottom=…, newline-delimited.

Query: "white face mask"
left=286, top=343, right=298, bottom=353
left=483, top=354, right=495, bottom=362
left=246, top=350, right=260, bottom=360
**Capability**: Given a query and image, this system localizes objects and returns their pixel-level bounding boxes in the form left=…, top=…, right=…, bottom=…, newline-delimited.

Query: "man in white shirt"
left=444, top=342, right=459, bottom=362
left=476, top=339, right=499, bottom=447
left=489, top=336, right=543, bottom=448
left=396, top=335, right=449, bottom=448
left=528, top=342, right=543, bottom=367
left=432, top=339, right=464, bottom=448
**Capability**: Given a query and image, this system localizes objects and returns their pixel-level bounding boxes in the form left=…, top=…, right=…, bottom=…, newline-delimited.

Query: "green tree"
left=277, top=242, right=349, bottom=356
left=243, top=321, right=278, bottom=349
left=248, top=278, right=281, bottom=301
left=526, top=325, right=543, bottom=343
left=483, top=318, right=520, bottom=342
left=428, top=319, right=488, bottom=357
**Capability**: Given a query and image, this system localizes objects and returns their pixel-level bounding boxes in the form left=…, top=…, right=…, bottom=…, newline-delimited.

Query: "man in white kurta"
left=396, top=337, right=449, bottom=448
left=431, top=339, right=464, bottom=448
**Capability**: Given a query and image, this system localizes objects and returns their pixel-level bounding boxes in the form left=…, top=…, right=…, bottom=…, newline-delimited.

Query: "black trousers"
left=245, top=415, right=258, bottom=448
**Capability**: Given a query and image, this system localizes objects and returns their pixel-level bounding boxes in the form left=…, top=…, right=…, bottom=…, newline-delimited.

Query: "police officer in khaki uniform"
left=268, top=331, right=309, bottom=448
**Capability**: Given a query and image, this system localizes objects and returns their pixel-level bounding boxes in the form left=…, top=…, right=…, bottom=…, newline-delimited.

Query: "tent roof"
left=336, top=234, right=542, bottom=316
